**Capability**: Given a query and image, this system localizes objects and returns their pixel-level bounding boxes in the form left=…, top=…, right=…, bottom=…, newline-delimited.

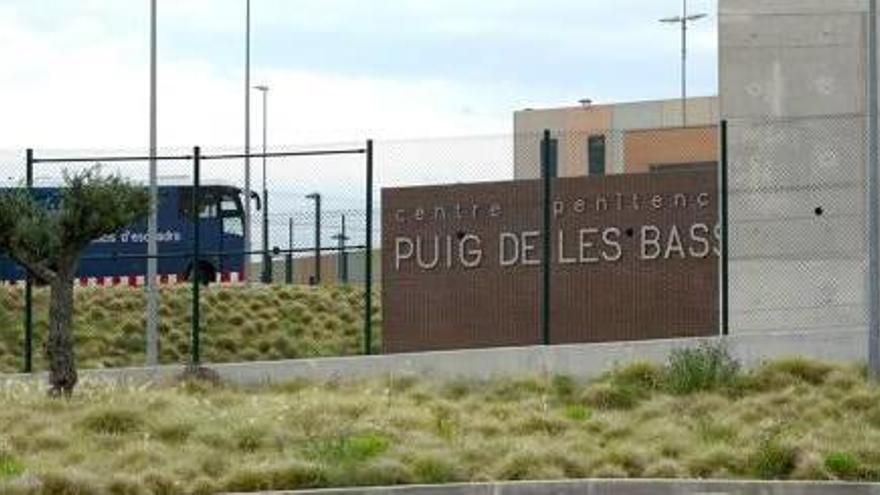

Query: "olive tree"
left=0, top=167, right=149, bottom=396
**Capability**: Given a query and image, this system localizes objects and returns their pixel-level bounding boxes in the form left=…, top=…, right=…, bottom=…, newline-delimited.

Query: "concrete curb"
left=0, top=328, right=866, bottom=387
left=222, top=478, right=880, bottom=495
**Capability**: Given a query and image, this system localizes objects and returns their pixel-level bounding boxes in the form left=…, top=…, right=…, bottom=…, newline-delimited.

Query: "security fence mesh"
left=6, top=149, right=194, bottom=372
left=0, top=142, right=375, bottom=373
left=376, top=128, right=720, bottom=354
left=1, top=117, right=871, bottom=375
left=196, top=143, right=374, bottom=362
left=726, top=114, right=868, bottom=336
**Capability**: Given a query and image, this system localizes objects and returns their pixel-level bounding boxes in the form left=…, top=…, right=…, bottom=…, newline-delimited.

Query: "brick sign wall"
left=382, top=171, right=718, bottom=353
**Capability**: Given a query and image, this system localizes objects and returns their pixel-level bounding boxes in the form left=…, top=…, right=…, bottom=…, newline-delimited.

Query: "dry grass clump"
left=1, top=351, right=880, bottom=494
left=0, top=284, right=379, bottom=373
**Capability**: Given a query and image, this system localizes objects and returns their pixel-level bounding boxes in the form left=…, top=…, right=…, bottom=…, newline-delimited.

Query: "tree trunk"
left=47, top=269, right=77, bottom=396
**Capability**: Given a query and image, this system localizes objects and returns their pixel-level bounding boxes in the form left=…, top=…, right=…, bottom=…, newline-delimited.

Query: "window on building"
left=588, top=135, right=606, bottom=176
left=540, top=138, right=558, bottom=178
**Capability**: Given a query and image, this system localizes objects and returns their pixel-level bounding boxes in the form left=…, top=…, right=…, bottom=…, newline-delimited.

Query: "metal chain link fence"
left=0, top=118, right=868, bottom=374
left=727, top=114, right=868, bottom=336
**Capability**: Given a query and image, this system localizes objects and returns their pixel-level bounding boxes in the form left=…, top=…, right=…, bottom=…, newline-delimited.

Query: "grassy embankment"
left=0, top=285, right=380, bottom=373
left=1, top=349, right=880, bottom=494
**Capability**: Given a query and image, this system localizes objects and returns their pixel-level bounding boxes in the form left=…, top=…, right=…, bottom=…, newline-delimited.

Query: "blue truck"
left=0, top=182, right=255, bottom=285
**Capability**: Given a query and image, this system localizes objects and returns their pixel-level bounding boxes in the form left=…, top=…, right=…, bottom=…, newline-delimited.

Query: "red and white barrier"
left=4, top=271, right=245, bottom=288
left=216, top=271, right=243, bottom=284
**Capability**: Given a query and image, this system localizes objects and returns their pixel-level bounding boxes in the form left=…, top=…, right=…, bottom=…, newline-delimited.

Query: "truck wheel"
left=185, top=263, right=215, bottom=286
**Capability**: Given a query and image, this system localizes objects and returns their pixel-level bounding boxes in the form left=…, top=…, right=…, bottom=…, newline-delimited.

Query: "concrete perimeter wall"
left=0, top=328, right=864, bottom=387
left=223, top=478, right=880, bottom=495
left=720, top=0, right=872, bottom=336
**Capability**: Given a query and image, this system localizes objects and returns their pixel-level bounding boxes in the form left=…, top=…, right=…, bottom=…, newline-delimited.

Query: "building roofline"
left=516, top=94, right=719, bottom=114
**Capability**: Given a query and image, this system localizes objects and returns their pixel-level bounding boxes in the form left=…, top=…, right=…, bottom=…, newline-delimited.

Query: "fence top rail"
left=32, top=154, right=194, bottom=164
left=29, top=147, right=367, bottom=164
left=200, top=148, right=367, bottom=160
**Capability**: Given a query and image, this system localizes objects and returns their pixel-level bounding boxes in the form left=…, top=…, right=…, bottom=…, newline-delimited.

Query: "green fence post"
left=541, top=130, right=552, bottom=346
left=720, top=120, right=730, bottom=337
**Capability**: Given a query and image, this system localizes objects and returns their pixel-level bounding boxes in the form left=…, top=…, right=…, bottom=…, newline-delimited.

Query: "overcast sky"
left=0, top=0, right=718, bottom=150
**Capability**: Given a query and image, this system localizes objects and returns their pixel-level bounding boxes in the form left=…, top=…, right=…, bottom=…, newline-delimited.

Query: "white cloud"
left=0, top=2, right=511, bottom=153
left=0, top=0, right=719, bottom=193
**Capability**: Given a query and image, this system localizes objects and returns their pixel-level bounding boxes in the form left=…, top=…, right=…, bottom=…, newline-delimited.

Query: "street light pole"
left=254, top=85, right=270, bottom=283
left=333, top=214, right=350, bottom=284
left=660, top=0, right=707, bottom=127
left=306, top=193, right=322, bottom=285
left=285, top=217, right=294, bottom=284
left=146, top=0, right=159, bottom=366
left=243, top=0, right=252, bottom=283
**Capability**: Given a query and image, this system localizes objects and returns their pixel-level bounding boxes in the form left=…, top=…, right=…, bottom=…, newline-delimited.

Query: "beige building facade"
left=513, top=96, right=720, bottom=179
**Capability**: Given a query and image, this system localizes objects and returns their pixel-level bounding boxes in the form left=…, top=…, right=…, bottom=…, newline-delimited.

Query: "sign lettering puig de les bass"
left=382, top=172, right=719, bottom=354
left=391, top=190, right=718, bottom=271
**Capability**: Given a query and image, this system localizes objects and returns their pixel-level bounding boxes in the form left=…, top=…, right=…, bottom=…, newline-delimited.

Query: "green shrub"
left=233, top=425, right=268, bottom=453
left=0, top=478, right=39, bottom=495
left=749, top=438, right=798, bottom=479
left=106, top=475, right=146, bottom=495
left=591, top=463, right=628, bottom=478
left=142, top=472, right=178, bottom=495
left=308, top=432, right=391, bottom=464
left=563, top=404, right=592, bottom=422
left=768, top=359, right=833, bottom=385
left=487, top=378, right=548, bottom=402
left=1, top=357, right=878, bottom=492
left=581, top=382, right=641, bottom=410
left=665, top=343, right=740, bottom=395
left=512, top=414, right=569, bottom=436
left=598, top=446, right=650, bottom=476
left=346, top=433, right=391, bottom=460
left=750, top=359, right=834, bottom=390
left=268, top=461, right=330, bottom=490
left=431, top=404, right=460, bottom=440
left=824, top=452, right=861, bottom=479
left=188, top=477, right=218, bottom=495
left=80, top=409, right=145, bottom=435
left=643, top=459, right=685, bottom=478
left=152, top=421, right=193, bottom=444
left=222, top=467, right=275, bottom=493
left=686, top=445, right=747, bottom=477
left=438, top=379, right=475, bottom=400
left=610, top=361, right=664, bottom=392
left=409, top=453, right=465, bottom=484
left=551, top=375, right=578, bottom=402
left=0, top=285, right=374, bottom=374
left=339, top=458, right=415, bottom=487
left=493, top=450, right=569, bottom=481
left=695, top=416, right=737, bottom=444
left=38, top=471, right=101, bottom=495
left=841, top=390, right=879, bottom=412
left=0, top=453, right=23, bottom=480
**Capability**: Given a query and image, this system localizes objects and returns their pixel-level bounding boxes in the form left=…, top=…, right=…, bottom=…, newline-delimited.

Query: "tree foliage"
left=0, top=167, right=150, bottom=283
left=0, top=166, right=150, bottom=395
